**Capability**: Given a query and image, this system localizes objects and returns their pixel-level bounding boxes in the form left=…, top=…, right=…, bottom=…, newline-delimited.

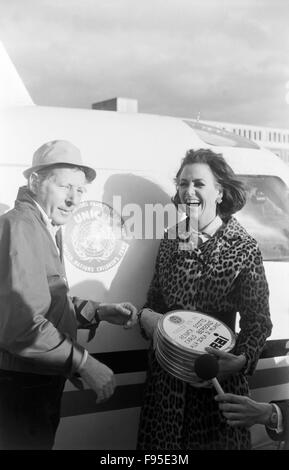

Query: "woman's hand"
left=139, top=308, right=162, bottom=339
left=205, top=347, right=246, bottom=379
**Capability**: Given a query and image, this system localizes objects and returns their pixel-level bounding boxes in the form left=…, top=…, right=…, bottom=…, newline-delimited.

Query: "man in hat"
left=0, top=140, right=137, bottom=449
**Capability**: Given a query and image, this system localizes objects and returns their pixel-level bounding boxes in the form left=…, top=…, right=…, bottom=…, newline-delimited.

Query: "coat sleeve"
left=0, top=217, right=85, bottom=376
left=71, top=297, right=101, bottom=341
left=143, top=240, right=168, bottom=314
left=266, top=400, right=289, bottom=445
left=233, top=242, right=272, bottom=375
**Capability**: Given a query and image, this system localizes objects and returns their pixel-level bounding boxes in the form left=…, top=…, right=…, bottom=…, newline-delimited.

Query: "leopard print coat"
left=137, top=217, right=272, bottom=450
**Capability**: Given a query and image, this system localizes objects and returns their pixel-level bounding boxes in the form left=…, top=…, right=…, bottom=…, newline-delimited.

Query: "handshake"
left=95, top=301, right=138, bottom=329
left=78, top=302, right=137, bottom=404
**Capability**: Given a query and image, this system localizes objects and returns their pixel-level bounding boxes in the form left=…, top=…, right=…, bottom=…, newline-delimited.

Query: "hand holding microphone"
left=194, top=353, right=224, bottom=395
left=205, top=346, right=247, bottom=378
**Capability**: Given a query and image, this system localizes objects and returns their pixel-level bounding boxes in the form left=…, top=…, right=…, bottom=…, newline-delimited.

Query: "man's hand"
left=205, top=347, right=246, bottom=378
left=79, top=354, right=115, bottom=404
left=215, top=393, right=273, bottom=427
left=98, top=302, right=137, bottom=328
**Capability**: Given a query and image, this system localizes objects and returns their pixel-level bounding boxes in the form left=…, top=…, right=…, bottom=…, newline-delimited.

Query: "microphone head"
left=194, top=353, right=219, bottom=380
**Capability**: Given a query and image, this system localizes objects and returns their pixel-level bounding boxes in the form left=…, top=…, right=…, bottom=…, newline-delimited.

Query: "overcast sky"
left=0, top=0, right=288, bottom=128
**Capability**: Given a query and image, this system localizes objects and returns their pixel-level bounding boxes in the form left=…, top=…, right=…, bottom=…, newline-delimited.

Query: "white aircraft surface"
left=0, top=42, right=288, bottom=450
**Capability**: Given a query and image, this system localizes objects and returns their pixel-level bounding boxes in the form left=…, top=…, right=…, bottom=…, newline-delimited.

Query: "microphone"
left=194, top=353, right=224, bottom=395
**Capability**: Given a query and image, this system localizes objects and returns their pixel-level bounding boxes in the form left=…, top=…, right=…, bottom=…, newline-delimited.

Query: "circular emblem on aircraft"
left=63, top=200, right=128, bottom=273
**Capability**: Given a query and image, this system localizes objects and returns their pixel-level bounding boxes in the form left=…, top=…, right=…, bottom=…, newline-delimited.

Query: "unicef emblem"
left=63, top=201, right=128, bottom=273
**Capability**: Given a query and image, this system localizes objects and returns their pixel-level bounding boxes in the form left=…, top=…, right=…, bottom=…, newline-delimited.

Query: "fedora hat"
left=23, top=140, right=96, bottom=183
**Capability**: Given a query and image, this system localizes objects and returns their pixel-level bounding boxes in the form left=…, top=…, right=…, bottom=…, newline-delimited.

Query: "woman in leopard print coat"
left=137, top=149, right=272, bottom=450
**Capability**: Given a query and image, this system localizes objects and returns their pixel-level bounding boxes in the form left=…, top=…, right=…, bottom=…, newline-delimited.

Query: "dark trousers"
left=0, top=370, right=66, bottom=450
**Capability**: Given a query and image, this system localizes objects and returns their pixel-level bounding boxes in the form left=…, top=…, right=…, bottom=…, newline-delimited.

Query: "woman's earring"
left=216, top=195, right=223, bottom=204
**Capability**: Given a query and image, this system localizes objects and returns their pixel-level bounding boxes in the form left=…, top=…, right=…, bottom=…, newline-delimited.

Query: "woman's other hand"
left=205, top=347, right=246, bottom=378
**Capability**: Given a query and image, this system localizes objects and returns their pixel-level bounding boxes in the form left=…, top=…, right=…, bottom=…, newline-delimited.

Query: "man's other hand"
left=79, top=354, right=115, bottom=404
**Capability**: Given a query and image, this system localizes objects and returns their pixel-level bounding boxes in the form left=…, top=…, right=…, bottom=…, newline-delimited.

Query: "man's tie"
left=55, top=228, right=63, bottom=261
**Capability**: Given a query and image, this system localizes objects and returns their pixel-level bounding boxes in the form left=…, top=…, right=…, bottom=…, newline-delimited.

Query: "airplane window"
left=236, top=175, right=289, bottom=261
left=183, top=120, right=260, bottom=149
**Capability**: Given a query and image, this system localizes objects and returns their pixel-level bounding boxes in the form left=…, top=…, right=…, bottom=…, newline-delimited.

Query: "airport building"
left=201, top=119, right=289, bottom=164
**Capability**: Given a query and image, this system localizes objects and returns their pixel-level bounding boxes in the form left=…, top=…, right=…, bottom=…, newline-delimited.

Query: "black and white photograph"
left=0, top=0, right=288, bottom=454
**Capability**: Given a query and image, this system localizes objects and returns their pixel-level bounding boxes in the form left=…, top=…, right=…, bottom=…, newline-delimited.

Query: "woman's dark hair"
left=172, top=148, right=246, bottom=219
